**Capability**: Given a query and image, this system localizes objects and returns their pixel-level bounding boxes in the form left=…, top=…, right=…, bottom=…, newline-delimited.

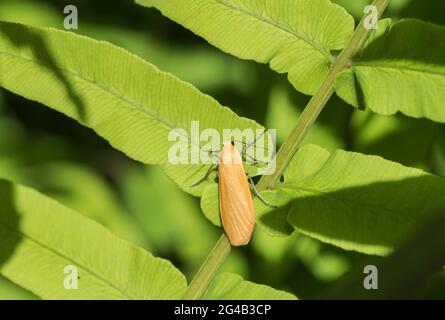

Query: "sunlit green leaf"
left=335, top=19, right=445, bottom=123
left=0, top=161, right=149, bottom=247
left=137, top=0, right=354, bottom=95
left=0, top=0, right=252, bottom=93
left=0, top=179, right=186, bottom=299
left=0, top=21, right=264, bottom=198
left=256, top=144, right=445, bottom=255
left=0, top=276, right=38, bottom=300
left=204, top=273, right=297, bottom=299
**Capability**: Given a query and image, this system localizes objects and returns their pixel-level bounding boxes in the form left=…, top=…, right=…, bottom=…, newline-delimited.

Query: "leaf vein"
left=214, top=0, right=334, bottom=62
left=0, top=223, right=135, bottom=300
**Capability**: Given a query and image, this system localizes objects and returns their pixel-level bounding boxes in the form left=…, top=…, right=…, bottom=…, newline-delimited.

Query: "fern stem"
left=258, top=0, right=390, bottom=190
left=182, top=234, right=231, bottom=300
left=184, top=0, right=390, bottom=300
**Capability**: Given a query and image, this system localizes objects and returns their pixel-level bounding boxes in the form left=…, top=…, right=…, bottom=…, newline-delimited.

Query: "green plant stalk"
left=182, top=234, right=231, bottom=299
left=258, top=0, right=390, bottom=190
left=183, top=0, right=390, bottom=300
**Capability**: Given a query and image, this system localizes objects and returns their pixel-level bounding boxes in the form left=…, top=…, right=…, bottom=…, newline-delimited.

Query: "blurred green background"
left=0, top=0, right=444, bottom=299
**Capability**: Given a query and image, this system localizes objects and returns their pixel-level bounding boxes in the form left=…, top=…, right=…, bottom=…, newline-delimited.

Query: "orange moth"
left=218, top=141, right=255, bottom=246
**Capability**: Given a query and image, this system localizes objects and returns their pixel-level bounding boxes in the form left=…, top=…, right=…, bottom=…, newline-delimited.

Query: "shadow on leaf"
left=0, top=180, right=21, bottom=273
left=0, top=23, right=87, bottom=121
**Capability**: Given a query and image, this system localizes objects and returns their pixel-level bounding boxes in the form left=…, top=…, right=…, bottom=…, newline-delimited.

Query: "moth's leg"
left=242, top=128, right=269, bottom=155
left=201, top=147, right=221, bottom=163
left=240, top=128, right=270, bottom=165
left=247, top=175, right=278, bottom=208
left=190, top=164, right=218, bottom=187
left=232, top=139, right=267, bottom=150
left=244, top=153, right=270, bottom=166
